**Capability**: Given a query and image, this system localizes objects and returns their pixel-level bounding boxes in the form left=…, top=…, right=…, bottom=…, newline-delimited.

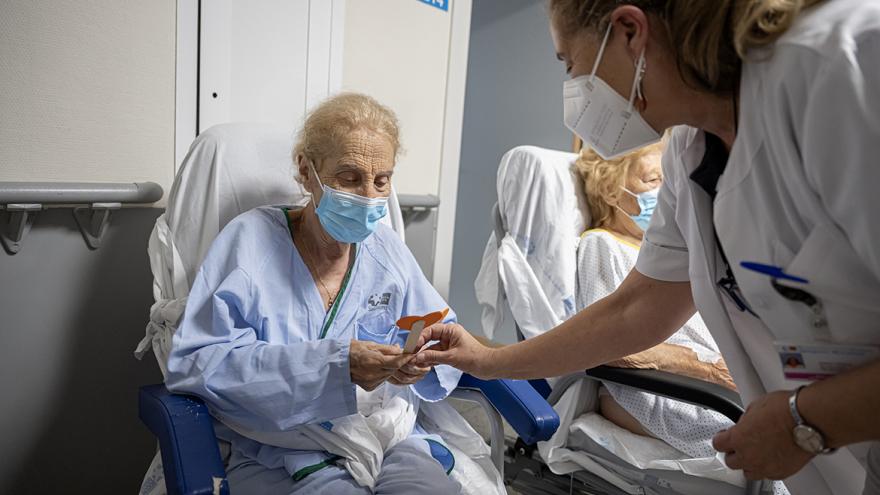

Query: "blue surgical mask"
left=309, top=162, right=388, bottom=243
left=618, top=187, right=658, bottom=231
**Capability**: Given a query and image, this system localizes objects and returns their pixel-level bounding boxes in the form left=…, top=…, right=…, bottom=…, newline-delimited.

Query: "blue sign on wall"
left=417, top=0, right=449, bottom=12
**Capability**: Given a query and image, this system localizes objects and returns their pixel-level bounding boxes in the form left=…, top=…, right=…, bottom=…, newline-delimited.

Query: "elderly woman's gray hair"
left=293, top=92, right=401, bottom=180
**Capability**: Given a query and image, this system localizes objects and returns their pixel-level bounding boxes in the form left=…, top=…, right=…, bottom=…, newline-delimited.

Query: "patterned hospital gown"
left=576, top=229, right=733, bottom=458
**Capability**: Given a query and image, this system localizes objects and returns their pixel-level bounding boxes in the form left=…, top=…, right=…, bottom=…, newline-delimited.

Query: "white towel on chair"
left=475, top=145, right=587, bottom=339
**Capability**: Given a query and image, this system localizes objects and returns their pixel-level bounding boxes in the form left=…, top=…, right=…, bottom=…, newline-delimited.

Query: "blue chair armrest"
left=138, top=384, right=230, bottom=495
left=457, top=374, right=560, bottom=444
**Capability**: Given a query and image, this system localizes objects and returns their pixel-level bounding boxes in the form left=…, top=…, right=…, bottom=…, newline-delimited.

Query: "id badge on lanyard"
left=741, top=262, right=880, bottom=382
left=775, top=342, right=879, bottom=381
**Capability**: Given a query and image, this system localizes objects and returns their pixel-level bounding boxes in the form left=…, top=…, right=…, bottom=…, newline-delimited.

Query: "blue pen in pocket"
left=740, top=261, right=830, bottom=341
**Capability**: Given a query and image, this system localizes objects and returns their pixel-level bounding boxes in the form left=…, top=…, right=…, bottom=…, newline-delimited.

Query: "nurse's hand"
left=388, top=359, right=432, bottom=386
left=413, top=323, right=496, bottom=379
left=349, top=340, right=412, bottom=391
left=712, top=390, right=814, bottom=480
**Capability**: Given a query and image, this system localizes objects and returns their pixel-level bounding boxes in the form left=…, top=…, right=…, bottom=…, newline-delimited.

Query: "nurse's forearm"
left=489, top=270, right=696, bottom=380
left=797, top=358, right=880, bottom=448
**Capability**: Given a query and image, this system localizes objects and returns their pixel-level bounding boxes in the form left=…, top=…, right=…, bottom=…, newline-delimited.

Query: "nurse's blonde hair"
left=293, top=92, right=401, bottom=178
left=576, top=142, right=664, bottom=229
left=548, top=0, right=826, bottom=94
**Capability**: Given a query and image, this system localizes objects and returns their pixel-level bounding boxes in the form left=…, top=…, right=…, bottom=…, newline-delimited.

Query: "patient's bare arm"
left=607, top=343, right=737, bottom=391
left=598, top=393, right=655, bottom=438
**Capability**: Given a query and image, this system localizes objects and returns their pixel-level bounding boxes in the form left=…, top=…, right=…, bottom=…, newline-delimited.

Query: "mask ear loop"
left=589, top=23, right=614, bottom=82
left=305, top=158, right=326, bottom=208
left=619, top=186, right=641, bottom=215
left=626, top=51, right=647, bottom=114
left=306, top=159, right=324, bottom=189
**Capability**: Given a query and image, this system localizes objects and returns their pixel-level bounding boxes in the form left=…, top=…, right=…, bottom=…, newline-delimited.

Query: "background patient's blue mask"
left=618, top=186, right=658, bottom=231
left=309, top=162, right=388, bottom=243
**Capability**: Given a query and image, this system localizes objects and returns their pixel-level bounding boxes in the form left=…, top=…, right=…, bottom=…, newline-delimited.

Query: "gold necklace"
left=290, top=212, right=338, bottom=309
left=301, top=239, right=338, bottom=308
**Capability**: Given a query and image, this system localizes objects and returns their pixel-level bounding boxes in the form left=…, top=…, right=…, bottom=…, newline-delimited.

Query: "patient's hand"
left=607, top=343, right=738, bottom=391
left=709, top=359, right=737, bottom=391
left=388, top=359, right=432, bottom=386
left=350, top=340, right=413, bottom=391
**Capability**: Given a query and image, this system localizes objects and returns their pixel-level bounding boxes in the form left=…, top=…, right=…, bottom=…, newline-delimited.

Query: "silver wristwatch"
left=789, top=386, right=835, bottom=455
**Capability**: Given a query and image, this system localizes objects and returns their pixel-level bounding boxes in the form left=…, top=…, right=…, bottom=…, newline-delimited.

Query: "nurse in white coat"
left=415, top=0, right=880, bottom=493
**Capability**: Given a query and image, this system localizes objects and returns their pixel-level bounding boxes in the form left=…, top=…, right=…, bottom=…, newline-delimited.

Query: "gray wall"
left=449, top=0, right=571, bottom=343
left=0, top=208, right=163, bottom=493
left=403, top=209, right=439, bottom=280
left=0, top=204, right=441, bottom=494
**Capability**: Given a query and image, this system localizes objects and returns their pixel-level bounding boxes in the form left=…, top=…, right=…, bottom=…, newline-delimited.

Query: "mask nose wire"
left=589, top=23, right=614, bottom=81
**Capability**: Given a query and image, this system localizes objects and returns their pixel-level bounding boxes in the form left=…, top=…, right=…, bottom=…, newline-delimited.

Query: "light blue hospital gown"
left=165, top=206, right=462, bottom=494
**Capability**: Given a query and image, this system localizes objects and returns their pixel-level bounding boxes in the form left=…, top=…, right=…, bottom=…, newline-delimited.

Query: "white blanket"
left=538, top=378, right=748, bottom=493
left=224, top=384, right=504, bottom=494
left=142, top=381, right=504, bottom=495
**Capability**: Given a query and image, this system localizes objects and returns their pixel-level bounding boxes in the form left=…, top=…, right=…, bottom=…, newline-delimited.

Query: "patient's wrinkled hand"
left=607, top=343, right=738, bottom=391
left=350, top=340, right=413, bottom=391
left=388, top=358, right=432, bottom=386
left=710, top=359, right=738, bottom=391
left=606, top=347, right=663, bottom=370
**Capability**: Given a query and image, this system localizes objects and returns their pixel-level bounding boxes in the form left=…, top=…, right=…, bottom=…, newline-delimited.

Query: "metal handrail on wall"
left=397, top=193, right=440, bottom=224
left=0, top=182, right=164, bottom=255
left=397, top=193, right=440, bottom=210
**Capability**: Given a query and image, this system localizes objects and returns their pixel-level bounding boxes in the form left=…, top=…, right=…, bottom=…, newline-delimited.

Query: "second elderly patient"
left=573, top=142, right=738, bottom=458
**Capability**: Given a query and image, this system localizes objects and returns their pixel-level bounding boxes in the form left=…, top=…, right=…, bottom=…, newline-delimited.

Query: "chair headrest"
left=478, top=145, right=589, bottom=339
left=161, top=122, right=405, bottom=289
left=164, top=123, right=308, bottom=286
left=496, top=145, right=589, bottom=245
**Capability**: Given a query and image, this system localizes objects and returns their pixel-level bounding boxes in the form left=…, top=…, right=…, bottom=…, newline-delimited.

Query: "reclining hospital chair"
left=133, top=123, right=560, bottom=495
left=475, top=145, right=771, bottom=495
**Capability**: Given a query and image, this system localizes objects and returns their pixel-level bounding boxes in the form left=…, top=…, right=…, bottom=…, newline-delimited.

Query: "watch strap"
left=789, top=385, right=836, bottom=455
left=789, top=385, right=807, bottom=426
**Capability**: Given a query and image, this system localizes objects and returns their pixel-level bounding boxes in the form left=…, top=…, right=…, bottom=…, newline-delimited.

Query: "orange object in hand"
left=395, top=308, right=450, bottom=330
left=395, top=308, right=450, bottom=353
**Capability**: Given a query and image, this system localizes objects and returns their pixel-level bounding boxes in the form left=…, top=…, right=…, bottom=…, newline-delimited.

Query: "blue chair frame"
left=139, top=375, right=560, bottom=495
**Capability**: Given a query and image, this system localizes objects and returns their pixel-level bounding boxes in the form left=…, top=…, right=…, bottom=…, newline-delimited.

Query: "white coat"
left=635, top=1, right=880, bottom=493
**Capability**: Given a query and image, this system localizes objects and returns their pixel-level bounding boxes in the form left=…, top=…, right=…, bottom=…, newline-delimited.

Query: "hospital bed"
left=479, top=146, right=771, bottom=495
left=134, top=123, right=561, bottom=495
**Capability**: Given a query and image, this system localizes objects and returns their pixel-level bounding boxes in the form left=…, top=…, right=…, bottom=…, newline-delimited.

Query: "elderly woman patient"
left=165, top=94, right=499, bottom=495
left=572, top=142, right=737, bottom=458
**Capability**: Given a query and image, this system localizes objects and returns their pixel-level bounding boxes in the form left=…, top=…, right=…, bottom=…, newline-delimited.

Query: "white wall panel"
left=0, top=0, right=176, bottom=196
left=199, top=0, right=344, bottom=133
left=342, top=0, right=453, bottom=196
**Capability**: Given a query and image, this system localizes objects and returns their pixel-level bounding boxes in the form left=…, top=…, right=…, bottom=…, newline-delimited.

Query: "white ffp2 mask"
left=563, top=24, right=661, bottom=160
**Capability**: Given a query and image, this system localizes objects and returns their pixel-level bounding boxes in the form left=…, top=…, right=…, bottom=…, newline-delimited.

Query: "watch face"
left=794, top=425, right=824, bottom=454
